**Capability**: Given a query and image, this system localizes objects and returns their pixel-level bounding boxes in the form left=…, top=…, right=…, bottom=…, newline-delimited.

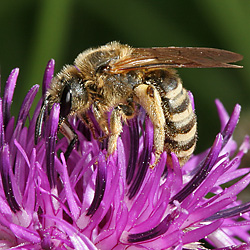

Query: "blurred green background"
left=0, top=0, right=250, bottom=153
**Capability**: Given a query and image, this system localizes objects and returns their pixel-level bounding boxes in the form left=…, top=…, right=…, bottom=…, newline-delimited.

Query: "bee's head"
left=35, top=65, right=89, bottom=144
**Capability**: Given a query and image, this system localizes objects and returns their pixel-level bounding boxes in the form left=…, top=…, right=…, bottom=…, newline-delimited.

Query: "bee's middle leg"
left=78, top=112, right=99, bottom=140
left=92, top=102, right=110, bottom=141
left=108, top=103, right=135, bottom=156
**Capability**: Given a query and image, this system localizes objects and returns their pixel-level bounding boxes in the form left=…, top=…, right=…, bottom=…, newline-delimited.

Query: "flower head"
left=0, top=61, right=250, bottom=249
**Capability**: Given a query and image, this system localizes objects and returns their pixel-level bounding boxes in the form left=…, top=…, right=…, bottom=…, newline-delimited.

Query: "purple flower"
left=0, top=60, right=250, bottom=249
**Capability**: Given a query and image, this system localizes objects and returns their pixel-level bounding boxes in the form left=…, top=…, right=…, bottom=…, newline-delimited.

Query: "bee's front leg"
left=92, top=102, right=110, bottom=141
left=59, top=119, right=78, bottom=160
left=134, top=84, right=165, bottom=168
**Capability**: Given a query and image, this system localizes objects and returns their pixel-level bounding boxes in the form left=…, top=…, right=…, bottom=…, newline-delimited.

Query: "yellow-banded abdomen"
left=146, top=69, right=197, bottom=166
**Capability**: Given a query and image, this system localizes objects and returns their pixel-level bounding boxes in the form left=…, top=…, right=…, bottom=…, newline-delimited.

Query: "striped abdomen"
left=152, top=70, right=197, bottom=166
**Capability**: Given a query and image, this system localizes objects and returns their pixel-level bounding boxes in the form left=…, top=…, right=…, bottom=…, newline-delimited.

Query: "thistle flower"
left=0, top=60, right=250, bottom=250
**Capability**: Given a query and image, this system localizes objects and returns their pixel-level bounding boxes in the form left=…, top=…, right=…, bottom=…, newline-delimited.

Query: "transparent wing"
left=109, top=47, right=243, bottom=73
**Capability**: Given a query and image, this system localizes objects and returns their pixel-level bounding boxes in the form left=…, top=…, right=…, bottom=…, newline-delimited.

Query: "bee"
left=35, top=42, right=242, bottom=167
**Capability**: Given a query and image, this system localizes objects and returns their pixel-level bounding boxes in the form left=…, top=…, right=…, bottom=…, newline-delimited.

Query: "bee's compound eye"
left=60, top=85, right=72, bottom=117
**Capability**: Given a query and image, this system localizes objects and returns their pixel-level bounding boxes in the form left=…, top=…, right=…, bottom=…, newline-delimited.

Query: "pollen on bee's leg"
left=106, top=138, right=119, bottom=161
left=107, top=106, right=123, bottom=159
left=107, top=136, right=118, bottom=157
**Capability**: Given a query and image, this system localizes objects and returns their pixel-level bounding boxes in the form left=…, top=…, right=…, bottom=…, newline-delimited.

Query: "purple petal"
left=215, top=243, right=250, bottom=250
left=128, top=212, right=176, bottom=243
left=86, top=152, right=107, bottom=216
left=48, top=215, right=98, bottom=250
left=0, top=99, right=4, bottom=147
left=128, top=116, right=153, bottom=199
left=221, top=104, right=241, bottom=148
left=59, top=153, right=80, bottom=220
left=17, top=84, right=39, bottom=125
left=8, top=121, right=23, bottom=167
left=125, top=118, right=139, bottom=185
left=215, top=99, right=230, bottom=131
left=5, top=116, right=14, bottom=144
left=14, top=136, right=29, bottom=193
left=216, top=167, right=250, bottom=186
left=22, top=149, right=36, bottom=213
left=207, top=228, right=240, bottom=248
left=182, top=219, right=223, bottom=244
left=171, top=133, right=223, bottom=203
left=46, top=103, right=60, bottom=187
left=42, top=59, right=55, bottom=96
left=186, top=197, right=235, bottom=228
left=10, top=223, right=40, bottom=244
left=238, top=135, right=250, bottom=156
left=169, top=152, right=182, bottom=188
left=188, top=91, right=195, bottom=111
left=183, top=158, right=228, bottom=210
left=224, top=173, right=250, bottom=198
left=0, top=144, right=20, bottom=212
left=3, top=68, right=19, bottom=125
left=126, top=156, right=167, bottom=231
left=205, top=201, right=250, bottom=221
left=81, top=143, right=124, bottom=235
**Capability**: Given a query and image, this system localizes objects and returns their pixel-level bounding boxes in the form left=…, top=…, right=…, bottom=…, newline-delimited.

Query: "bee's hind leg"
left=134, top=84, right=165, bottom=168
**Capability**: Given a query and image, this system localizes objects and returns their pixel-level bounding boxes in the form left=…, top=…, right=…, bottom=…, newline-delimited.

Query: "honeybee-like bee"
left=35, top=42, right=242, bottom=167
